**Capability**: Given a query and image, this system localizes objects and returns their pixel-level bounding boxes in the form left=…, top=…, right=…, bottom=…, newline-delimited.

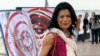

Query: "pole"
left=45, top=0, right=48, bottom=7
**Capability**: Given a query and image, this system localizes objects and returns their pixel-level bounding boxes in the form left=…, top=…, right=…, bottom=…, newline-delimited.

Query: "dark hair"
left=78, top=14, right=82, bottom=17
left=84, top=12, right=88, bottom=18
left=92, top=12, right=95, bottom=15
left=48, top=2, right=77, bottom=35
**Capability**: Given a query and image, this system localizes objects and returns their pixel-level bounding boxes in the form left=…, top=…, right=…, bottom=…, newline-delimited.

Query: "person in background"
left=82, top=12, right=89, bottom=42
left=90, top=12, right=99, bottom=44
left=88, top=13, right=93, bottom=42
left=75, top=15, right=82, bottom=41
left=39, top=2, right=77, bottom=56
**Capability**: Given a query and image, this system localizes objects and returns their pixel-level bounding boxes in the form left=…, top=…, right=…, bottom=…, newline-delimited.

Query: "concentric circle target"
left=28, top=8, right=53, bottom=39
left=20, top=30, right=33, bottom=52
left=5, top=11, right=37, bottom=56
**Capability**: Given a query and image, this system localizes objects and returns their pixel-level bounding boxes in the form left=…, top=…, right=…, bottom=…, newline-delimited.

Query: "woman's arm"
left=39, top=33, right=54, bottom=56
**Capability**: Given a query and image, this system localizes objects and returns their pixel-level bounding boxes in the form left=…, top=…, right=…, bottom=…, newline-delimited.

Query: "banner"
left=20, top=7, right=54, bottom=46
left=0, top=11, right=38, bottom=56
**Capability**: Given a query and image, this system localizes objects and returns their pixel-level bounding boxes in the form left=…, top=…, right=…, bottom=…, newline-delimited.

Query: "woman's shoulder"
left=42, top=32, right=56, bottom=45
left=47, top=32, right=57, bottom=37
left=46, top=32, right=54, bottom=38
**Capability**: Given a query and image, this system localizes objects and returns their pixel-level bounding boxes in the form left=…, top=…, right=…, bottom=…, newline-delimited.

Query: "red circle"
left=30, top=14, right=50, bottom=23
left=28, top=8, right=53, bottom=14
left=20, top=30, right=33, bottom=52
left=28, top=8, right=52, bottom=40
left=21, top=30, right=33, bottom=52
left=5, top=11, right=37, bottom=56
left=5, top=12, right=23, bottom=56
left=13, top=21, right=33, bottom=56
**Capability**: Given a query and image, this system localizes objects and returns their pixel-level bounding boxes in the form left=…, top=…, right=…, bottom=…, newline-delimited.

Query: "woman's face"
left=57, top=9, right=72, bottom=31
left=92, top=12, right=95, bottom=17
left=85, top=13, right=89, bottom=18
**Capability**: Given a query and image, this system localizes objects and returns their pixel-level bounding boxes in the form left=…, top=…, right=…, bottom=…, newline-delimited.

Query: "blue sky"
left=0, top=0, right=100, bottom=10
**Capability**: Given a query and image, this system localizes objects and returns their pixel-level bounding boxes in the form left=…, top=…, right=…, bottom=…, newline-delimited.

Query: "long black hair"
left=48, top=2, right=77, bottom=35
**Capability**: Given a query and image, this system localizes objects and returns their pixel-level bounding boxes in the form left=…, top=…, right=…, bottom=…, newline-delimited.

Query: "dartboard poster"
left=19, top=7, right=54, bottom=46
left=0, top=11, right=38, bottom=56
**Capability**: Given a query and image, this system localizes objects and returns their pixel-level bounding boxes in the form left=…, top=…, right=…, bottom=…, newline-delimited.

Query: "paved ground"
left=77, top=40, right=100, bottom=56
left=1, top=39, right=100, bottom=56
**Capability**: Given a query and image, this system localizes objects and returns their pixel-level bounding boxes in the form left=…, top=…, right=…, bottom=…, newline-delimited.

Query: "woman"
left=39, top=2, right=77, bottom=56
left=82, top=12, right=89, bottom=42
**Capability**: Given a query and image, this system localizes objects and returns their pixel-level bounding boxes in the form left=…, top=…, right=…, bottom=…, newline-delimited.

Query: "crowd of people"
left=75, top=12, right=100, bottom=44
